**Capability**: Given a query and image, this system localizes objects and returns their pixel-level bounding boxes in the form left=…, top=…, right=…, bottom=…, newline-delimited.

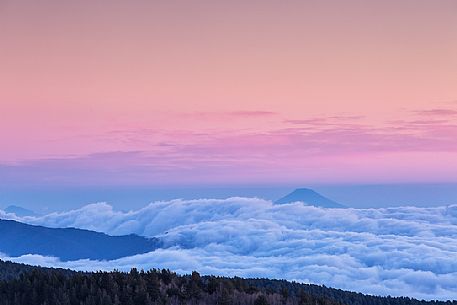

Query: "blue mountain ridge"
left=0, top=219, right=160, bottom=261
left=275, top=188, right=345, bottom=208
left=3, top=205, right=38, bottom=217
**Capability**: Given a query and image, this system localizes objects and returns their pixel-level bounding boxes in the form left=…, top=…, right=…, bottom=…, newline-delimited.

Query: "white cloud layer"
left=2, top=198, right=457, bottom=300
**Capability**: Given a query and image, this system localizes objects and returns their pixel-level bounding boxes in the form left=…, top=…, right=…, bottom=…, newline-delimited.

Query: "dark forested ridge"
left=0, top=260, right=455, bottom=305
left=0, top=219, right=160, bottom=261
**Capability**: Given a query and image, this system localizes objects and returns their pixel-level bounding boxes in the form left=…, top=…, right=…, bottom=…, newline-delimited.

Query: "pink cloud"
left=227, top=111, right=277, bottom=117
left=3, top=106, right=457, bottom=186
left=414, top=109, right=457, bottom=117
left=2, top=105, right=457, bottom=186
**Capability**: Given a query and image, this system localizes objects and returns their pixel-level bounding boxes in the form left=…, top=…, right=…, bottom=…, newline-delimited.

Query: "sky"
left=1, top=2, right=457, bottom=297
left=1, top=0, right=457, bottom=188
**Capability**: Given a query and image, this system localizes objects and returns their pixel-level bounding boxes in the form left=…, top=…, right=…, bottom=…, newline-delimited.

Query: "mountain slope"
left=275, top=188, right=345, bottom=208
left=3, top=205, right=38, bottom=217
left=0, top=219, right=160, bottom=261
left=0, top=259, right=455, bottom=305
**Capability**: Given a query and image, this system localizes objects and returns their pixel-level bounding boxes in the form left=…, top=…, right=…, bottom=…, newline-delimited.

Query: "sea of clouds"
left=2, top=198, right=457, bottom=300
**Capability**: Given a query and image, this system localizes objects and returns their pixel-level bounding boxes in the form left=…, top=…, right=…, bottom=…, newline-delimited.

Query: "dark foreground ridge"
left=0, top=219, right=161, bottom=261
left=275, top=188, right=345, bottom=208
left=0, top=260, right=454, bottom=305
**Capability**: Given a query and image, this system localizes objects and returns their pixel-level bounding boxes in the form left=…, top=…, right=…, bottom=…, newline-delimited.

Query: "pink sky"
left=1, top=0, right=457, bottom=186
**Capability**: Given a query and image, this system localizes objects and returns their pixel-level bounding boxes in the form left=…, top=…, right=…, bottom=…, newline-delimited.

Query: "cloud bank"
left=2, top=198, right=457, bottom=300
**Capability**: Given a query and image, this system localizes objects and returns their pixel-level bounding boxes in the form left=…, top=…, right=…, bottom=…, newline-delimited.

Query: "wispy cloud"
left=2, top=106, right=457, bottom=185
left=188, top=111, right=278, bottom=121
left=414, top=108, right=457, bottom=117
left=227, top=111, right=277, bottom=117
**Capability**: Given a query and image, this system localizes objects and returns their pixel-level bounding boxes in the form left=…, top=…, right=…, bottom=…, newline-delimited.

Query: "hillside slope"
left=0, top=219, right=160, bottom=261
left=0, top=260, right=455, bottom=305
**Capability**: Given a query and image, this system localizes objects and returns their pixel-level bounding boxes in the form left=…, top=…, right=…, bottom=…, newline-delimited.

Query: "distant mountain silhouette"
left=275, top=188, right=345, bottom=208
left=0, top=219, right=160, bottom=261
left=3, top=205, right=38, bottom=217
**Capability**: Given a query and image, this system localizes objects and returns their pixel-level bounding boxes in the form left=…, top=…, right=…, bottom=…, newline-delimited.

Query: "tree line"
left=0, top=260, right=455, bottom=305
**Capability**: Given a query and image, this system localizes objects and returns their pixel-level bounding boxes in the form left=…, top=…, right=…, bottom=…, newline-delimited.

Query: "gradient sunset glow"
left=1, top=0, right=457, bottom=186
